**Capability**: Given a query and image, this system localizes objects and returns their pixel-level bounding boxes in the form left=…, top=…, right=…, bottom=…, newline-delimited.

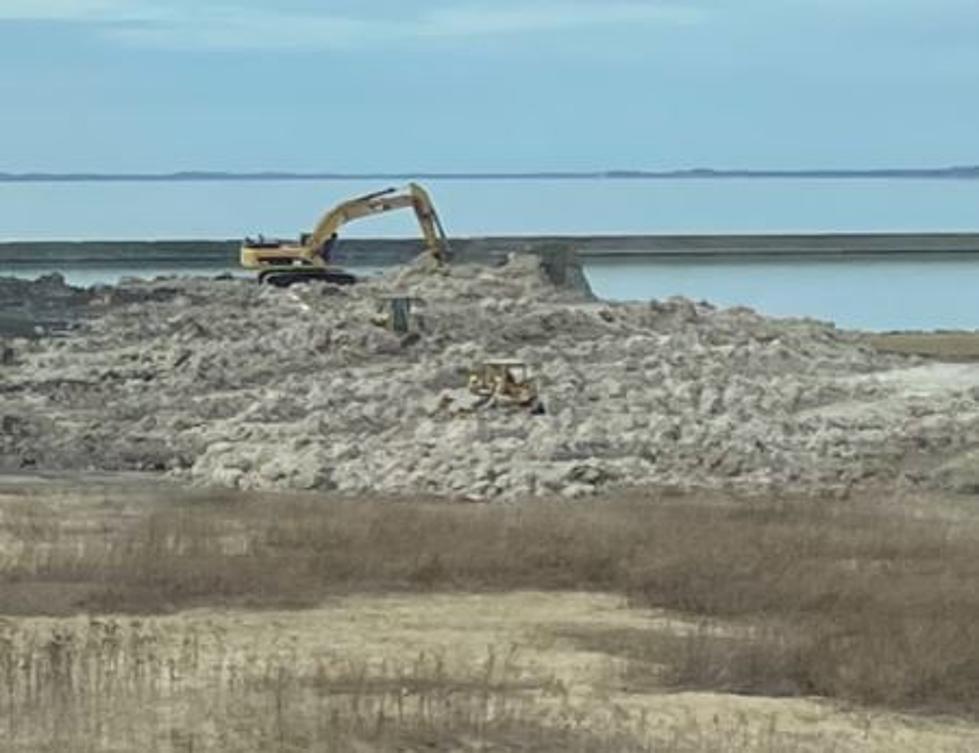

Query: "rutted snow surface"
left=4, top=255, right=979, bottom=499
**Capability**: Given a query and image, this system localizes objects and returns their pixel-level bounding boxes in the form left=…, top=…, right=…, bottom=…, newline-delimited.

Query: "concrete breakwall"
left=4, top=233, right=979, bottom=266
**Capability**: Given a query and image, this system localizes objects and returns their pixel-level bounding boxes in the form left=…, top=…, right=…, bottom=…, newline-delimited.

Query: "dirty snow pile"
left=4, top=254, right=979, bottom=499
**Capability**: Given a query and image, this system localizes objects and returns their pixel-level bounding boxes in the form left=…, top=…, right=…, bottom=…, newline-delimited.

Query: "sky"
left=1, top=0, right=977, bottom=173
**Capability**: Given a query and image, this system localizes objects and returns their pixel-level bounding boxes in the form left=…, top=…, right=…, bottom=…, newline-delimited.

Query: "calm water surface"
left=587, top=256, right=979, bottom=331
left=2, top=178, right=979, bottom=240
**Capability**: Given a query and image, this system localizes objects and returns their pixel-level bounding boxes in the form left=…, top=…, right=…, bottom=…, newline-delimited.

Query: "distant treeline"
left=2, top=167, right=979, bottom=183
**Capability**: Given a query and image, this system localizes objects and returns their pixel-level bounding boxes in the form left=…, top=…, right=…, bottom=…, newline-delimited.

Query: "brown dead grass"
left=5, top=487, right=979, bottom=720
left=0, top=616, right=656, bottom=753
left=868, top=331, right=979, bottom=360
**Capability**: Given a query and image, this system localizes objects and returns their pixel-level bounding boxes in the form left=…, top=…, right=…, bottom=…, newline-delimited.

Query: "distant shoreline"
left=2, top=167, right=978, bottom=183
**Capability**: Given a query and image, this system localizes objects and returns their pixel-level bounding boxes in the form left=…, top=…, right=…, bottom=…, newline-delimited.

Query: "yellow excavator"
left=240, top=182, right=450, bottom=287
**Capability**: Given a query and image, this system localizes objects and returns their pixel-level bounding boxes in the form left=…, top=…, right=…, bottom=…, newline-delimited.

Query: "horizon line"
left=1, top=166, right=979, bottom=183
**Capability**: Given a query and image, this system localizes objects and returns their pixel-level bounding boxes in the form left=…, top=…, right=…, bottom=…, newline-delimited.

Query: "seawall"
left=4, top=233, right=979, bottom=266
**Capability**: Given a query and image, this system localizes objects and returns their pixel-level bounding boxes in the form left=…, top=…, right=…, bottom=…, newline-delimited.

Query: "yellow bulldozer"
left=468, top=360, right=544, bottom=413
left=240, top=183, right=450, bottom=287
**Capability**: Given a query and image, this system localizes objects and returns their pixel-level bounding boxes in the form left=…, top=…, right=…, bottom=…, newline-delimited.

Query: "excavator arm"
left=304, top=183, right=449, bottom=264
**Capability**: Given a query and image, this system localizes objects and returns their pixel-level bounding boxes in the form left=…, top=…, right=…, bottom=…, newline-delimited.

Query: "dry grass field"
left=4, top=476, right=979, bottom=751
left=868, top=331, right=979, bottom=360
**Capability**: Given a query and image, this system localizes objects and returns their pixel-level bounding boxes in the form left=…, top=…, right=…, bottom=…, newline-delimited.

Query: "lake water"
left=3, top=178, right=979, bottom=331
left=2, top=178, right=979, bottom=240
left=586, top=256, right=979, bottom=331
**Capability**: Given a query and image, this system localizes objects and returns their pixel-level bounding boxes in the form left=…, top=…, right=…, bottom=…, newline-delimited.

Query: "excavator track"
left=258, top=268, right=358, bottom=288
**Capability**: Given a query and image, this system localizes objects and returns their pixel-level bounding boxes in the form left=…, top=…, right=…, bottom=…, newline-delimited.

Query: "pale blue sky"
left=2, top=0, right=977, bottom=172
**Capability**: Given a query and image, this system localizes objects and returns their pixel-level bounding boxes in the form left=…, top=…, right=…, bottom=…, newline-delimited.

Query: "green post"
left=389, top=297, right=411, bottom=334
